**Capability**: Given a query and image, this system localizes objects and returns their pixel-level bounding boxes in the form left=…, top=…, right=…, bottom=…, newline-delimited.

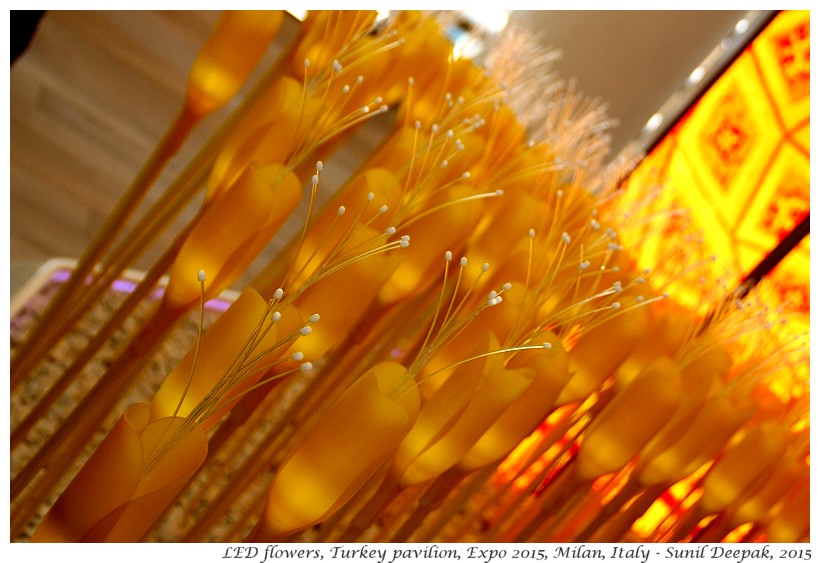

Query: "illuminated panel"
left=620, top=10, right=810, bottom=318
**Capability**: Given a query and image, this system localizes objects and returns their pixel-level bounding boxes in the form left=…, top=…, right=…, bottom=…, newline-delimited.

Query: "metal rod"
left=737, top=212, right=810, bottom=297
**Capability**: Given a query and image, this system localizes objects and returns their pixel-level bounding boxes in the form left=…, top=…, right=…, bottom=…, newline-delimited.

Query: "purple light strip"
left=49, top=268, right=234, bottom=312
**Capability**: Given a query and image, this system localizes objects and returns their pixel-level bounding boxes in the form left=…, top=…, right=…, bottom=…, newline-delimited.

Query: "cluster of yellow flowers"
left=10, top=10, right=808, bottom=544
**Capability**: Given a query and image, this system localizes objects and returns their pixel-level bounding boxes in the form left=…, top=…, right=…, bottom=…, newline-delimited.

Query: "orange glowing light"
left=621, top=10, right=809, bottom=320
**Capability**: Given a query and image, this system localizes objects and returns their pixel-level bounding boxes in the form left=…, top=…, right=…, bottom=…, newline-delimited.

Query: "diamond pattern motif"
left=622, top=10, right=809, bottom=322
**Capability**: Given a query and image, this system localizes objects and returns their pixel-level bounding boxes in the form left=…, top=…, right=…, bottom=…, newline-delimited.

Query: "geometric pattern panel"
left=621, top=10, right=810, bottom=323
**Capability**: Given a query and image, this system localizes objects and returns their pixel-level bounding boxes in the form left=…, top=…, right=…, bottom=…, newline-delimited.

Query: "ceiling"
left=507, top=10, right=762, bottom=156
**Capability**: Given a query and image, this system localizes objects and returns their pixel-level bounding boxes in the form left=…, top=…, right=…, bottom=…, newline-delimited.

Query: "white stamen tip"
left=379, top=204, right=389, bottom=214
left=332, top=59, right=342, bottom=73
left=303, top=58, right=310, bottom=68
left=482, top=263, right=490, bottom=272
left=273, top=288, right=284, bottom=300
left=432, top=124, right=439, bottom=134
left=502, top=282, right=512, bottom=291
left=543, top=342, right=552, bottom=350
left=415, top=120, right=422, bottom=130
left=455, top=139, right=465, bottom=151
left=636, top=277, right=645, bottom=284
left=300, top=326, right=313, bottom=336
left=311, top=174, right=320, bottom=186
left=557, top=189, right=564, bottom=198
left=441, top=159, right=448, bottom=168
left=590, top=219, right=601, bottom=230
left=561, top=232, right=571, bottom=245
left=462, top=171, right=471, bottom=179
left=197, top=269, right=206, bottom=282
left=578, top=260, right=590, bottom=271
left=489, top=290, right=498, bottom=300
left=445, top=250, right=453, bottom=261
left=528, top=228, right=536, bottom=238
left=611, top=302, right=621, bottom=309
left=300, top=362, right=313, bottom=373
left=316, top=161, right=323, bottom=171
left=386, top=226, right=397, bottom=236
left=495, top=189, right=504, bottom=196
left=309, top=313, right=320, bottom=323
left=271, top=311, right=282, bottom=323
left=367, top=192, right=375, bottom=201
left=635, top=295, right=645, bottom=303
left=291, top=351, right=304, bottom=361
left=400, top=239, right=410, bottom=248
left=408, top=77, right=415, bottom=85
left=460, top=257, right=468, bottom=267
left=337, top=205, right=346, bottom=216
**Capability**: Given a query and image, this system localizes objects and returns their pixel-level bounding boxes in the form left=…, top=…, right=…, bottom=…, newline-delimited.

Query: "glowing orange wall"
left=621, top=10, right=809, bottom=324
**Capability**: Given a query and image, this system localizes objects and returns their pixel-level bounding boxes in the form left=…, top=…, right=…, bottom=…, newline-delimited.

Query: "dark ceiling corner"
left=11, top=10, right=46, bottom=65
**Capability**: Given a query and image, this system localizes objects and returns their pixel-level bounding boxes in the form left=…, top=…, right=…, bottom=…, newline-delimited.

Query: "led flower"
left=31, top=285, right=309, bottom=542
left=150, top=287, right=301, bottom=429
left=185, top=11, right=283, bottom=118
left=575, top=355, right=683, bottom=482
left=32, top=403, right=207, bottom=542
left=724, top=444, right=808, bottom=540
left=393, top=333, right=532, bottom=487
left=379, top=184, right=487, bottom=304
left=163, top=163, right=301, bottom=313
left=637, top=391, right=754, bottom=486
left=286, top=248, right=403, bottom=359
left=557, top=305, right=650, bottom=405
left=766, top=481, right=810, bottom=542
left=458, top=331, right=570, bottom=471
left=289, top=11, right=378, bottom=79
left=250, top=361, right=420, bottom=539
left=206, top=76, right=306, bottom=200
